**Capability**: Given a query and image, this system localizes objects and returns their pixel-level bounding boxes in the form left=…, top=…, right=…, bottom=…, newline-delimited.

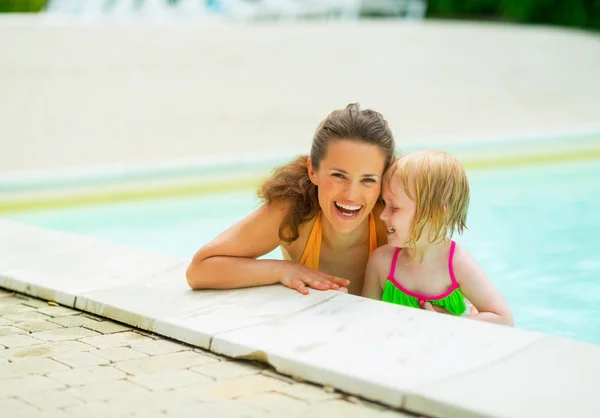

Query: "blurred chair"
left=43, top=0, right=428, bottom=20
left=360, top=0, right=427, bottom=19
left=217, top=0, right=427, bottom=20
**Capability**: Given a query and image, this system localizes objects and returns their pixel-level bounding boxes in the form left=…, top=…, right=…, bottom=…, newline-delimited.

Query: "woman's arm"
left=453, top=246, right=514, bottom=326
left=186, top=200, right=349, bottom=294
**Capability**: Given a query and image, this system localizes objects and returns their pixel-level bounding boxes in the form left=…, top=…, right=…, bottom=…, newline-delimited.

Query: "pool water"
left=5, top=159, right=600, bottom=345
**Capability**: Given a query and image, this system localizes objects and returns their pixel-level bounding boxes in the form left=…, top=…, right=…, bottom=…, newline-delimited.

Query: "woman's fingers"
left=291, top=278, right=310, bottom=295
left=307, top=278, right=330, bottom=290
left=312, top=275, right=350, bottom=291
left=329, top=276, right=350, bottom=287
left=327, top=281, right=340, bottom=290
left=283, top=269, right=350, bottom=295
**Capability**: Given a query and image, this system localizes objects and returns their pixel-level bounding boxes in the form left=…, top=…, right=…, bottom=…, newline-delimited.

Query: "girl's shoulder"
left=449, top=242, right=482, bottom=284
left=368, top=244, right=397, bottom=278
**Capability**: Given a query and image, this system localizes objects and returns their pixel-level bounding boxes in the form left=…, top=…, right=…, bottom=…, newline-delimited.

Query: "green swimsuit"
left=381, top=241, right=471, bottom=316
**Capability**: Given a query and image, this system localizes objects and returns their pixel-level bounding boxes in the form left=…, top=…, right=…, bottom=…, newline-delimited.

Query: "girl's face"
left=308, top=139, right=386, bottom=234
left=380, top=175, right=417, bottom=247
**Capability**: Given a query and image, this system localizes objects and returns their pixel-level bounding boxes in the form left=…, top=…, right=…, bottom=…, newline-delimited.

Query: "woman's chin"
left=327, top=209, right=367, bottom=233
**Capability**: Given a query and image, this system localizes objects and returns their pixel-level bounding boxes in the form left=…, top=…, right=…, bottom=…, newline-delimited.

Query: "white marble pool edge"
left=1, top=218, right=599, bottom=418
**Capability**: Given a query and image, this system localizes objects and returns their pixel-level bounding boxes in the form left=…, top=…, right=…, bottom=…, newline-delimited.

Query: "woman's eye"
left=362, top=178, right=377, bottom=184
left=332, top=173, right=346, bottom=179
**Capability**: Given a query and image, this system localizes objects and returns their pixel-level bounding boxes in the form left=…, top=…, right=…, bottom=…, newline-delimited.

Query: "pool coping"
left=2, top=126, right=600, bottom=214
left=1, top=218, right=599, bottom=418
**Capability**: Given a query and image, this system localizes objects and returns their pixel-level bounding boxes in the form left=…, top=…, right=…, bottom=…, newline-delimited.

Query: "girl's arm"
left=186, top=199, right=349, bottom=294
left=453, top=246, right=514, bottom=326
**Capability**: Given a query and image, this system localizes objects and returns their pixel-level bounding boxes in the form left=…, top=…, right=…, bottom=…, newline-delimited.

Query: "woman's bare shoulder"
left=282, top=211, right=319, bottom=262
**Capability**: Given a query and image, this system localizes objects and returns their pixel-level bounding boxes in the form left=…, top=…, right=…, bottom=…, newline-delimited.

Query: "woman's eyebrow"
left=329, top=168, right=379, bottom=177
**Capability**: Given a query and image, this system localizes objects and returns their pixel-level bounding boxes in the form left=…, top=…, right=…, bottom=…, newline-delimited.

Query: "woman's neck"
left=321, top=214, right=370, bottom=252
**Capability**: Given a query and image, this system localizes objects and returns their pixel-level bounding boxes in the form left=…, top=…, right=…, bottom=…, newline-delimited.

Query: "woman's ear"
left=307, top=157, right=318, bottom=185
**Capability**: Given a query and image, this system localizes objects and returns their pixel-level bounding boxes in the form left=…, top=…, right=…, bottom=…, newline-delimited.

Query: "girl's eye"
left=332, top=173, right=346, bottom=179
left=383, top=201, right=398, bottom=210
left=362, top=178, right=377, bottom=184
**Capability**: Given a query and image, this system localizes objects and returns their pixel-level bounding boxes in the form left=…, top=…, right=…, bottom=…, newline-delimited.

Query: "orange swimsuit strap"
left=298, top=211, right=378, bottom=270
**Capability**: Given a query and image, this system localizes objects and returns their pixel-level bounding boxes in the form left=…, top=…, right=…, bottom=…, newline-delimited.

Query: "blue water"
left=5, top=160, right=600, bottom=345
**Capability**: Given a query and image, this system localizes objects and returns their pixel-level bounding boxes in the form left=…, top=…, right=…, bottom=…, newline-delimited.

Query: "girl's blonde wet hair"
left=384, top=150, right=470, bottom=248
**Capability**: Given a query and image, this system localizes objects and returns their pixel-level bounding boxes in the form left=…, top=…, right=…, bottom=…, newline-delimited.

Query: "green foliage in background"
left=0, top=0, right=47, bottom=12
left=427, top=0, right=600, bottom=30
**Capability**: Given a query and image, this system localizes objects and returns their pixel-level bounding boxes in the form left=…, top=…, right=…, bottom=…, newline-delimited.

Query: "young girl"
left=362, top=150, right=514, bottom=325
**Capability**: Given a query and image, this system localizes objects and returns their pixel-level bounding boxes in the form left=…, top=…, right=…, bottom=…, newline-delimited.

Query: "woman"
left=186, top=103, right=396, bottom=296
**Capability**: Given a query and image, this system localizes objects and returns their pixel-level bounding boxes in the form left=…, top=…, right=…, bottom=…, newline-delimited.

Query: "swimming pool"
left=4, top=159, right=600, bottom=345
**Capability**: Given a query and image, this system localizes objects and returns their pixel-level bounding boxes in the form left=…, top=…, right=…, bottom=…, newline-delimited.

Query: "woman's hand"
left=278, top=261, right=350, bottom=295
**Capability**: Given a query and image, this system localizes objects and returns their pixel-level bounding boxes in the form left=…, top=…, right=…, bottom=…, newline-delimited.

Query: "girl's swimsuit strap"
left=387, top=240, right=459, bottom=304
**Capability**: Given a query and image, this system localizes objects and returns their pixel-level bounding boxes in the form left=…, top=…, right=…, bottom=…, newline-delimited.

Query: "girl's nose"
left=380, top=206, right=389, bottom=220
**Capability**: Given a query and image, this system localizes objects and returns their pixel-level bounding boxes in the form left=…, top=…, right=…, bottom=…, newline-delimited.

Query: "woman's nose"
left=344, top=182, right=360, bottom=201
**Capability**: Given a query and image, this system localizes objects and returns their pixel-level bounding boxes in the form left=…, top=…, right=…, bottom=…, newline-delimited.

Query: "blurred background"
left=1, top=0, right=599, bottom=173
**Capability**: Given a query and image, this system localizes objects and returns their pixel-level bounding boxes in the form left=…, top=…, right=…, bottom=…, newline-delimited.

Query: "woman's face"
left=308, top=139, right=387, bottom=234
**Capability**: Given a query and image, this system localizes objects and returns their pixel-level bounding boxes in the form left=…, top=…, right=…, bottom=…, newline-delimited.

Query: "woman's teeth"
left=387, top=227, right=395, bottom=233
left=335, top=202, right=361, bottom=211
left=335, top=202, right=362, bottom=217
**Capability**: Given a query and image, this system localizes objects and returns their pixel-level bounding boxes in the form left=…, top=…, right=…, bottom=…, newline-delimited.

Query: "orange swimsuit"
left=298, top=211, right=379, bottom=269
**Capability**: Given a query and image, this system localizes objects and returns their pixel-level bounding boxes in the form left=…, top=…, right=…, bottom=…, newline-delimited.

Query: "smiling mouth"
left=386, top=227, right=396, bottom=234
left=334, top=202, right=363, bottom=218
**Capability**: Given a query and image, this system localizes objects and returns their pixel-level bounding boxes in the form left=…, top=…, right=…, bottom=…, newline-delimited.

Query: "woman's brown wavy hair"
left=258, top=103, right=396, bottom=244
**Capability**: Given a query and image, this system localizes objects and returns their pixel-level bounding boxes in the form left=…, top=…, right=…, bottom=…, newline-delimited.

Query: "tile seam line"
left=401, top=394, right=503, bottom=418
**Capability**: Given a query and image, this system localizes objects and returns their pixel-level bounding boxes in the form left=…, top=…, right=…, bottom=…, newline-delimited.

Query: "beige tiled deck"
left=0, top=289, right=413, bottom=418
